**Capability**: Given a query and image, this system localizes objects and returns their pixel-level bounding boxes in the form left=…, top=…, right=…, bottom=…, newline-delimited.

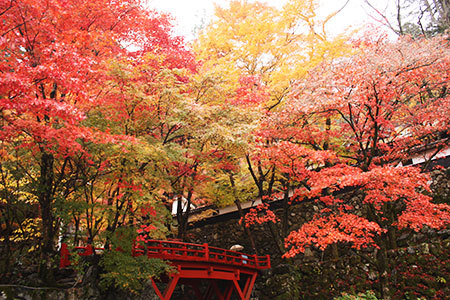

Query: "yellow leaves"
left=0, top=218, right=41, bottom=243
left=196, top=1, right=279, bottom=74
left=281, top=0, right=319, bottom=28
left=0, top=146, right=14, bottom=162
left=28, top=244, right=38, bottom=253
left=195, top=0, right=353, bottom=110
left=0, top=171, right=38, bottom=204
left=188, top=209, right=219, bottom=223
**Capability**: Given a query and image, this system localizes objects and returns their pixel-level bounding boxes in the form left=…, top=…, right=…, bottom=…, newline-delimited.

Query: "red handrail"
left=136, top=240, right=271, bottom=270
left=60, top=240, right=271, bottom=270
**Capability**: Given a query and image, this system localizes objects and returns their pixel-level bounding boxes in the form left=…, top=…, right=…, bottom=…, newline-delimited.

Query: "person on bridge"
left=230, top=244, right=248, bottom=264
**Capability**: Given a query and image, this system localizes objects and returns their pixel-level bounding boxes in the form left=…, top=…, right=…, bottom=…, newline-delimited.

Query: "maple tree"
left=71, top=53, right=198, bottom=244
left=257, top=34, right=450, bottom=298
left=0, top=0, right=196, bottom=283
left=195, top=0, right=351, bottom=110
left=1, top=0, right=449, bottom=297
left=185, top=74, right=270, bottom=251
left=194, top=0, right=354, bottom=255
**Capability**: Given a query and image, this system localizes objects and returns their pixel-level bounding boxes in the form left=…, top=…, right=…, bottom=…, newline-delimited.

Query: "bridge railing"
left=133, top=240, right=271, bottom=270
left=61, top=240, right=271, bottom=270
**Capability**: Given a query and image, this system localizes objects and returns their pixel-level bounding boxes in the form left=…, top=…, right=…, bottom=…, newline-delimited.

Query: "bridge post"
left=204, top=243, right=209, bottom=260
left=163, top=274, right=179, bottom=300
left=59, top=243, right=70, bottom=268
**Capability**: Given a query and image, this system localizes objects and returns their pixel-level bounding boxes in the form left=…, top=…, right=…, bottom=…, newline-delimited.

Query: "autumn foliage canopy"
left=0, top=0, right=449, bottom=295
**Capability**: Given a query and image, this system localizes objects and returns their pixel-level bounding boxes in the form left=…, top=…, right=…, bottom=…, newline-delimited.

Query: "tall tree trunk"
left=38, top=151, right=56, bottom=283
left=376, top=239, right=391, bottom=300
left=267, top=222, right=286, bottom=255
left=331, top=244, right=340, bottom=260
left=281, top=180, right=290, bottom=237
left=234, top=200, right=258, bottom=255
left=176, top=190, right=193, bottom=241
left=229, top=174, right=258, bottom=254
left=176, top=195, right=184, bottom=239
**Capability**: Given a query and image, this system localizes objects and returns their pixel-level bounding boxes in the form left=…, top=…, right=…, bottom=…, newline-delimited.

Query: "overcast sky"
left=147, top=0, right=376, bottom=40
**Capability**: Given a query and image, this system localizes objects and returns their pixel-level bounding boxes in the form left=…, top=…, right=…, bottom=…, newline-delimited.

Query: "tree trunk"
left=176, top=195, right=184, bottom=239
left=38, top=151, right=56, bottom=283
left=176, top=190, right=193, bottom=241
left=234, top=200, right=258, bottom=255
left=376, top=241, right=391, bottom=300
left=281, top=181, right=290, bottom=237
left=229, top=174, right=258, bottom=254
left=331, top=244, right=339, bottom=260
left=267, top=221, right=285, bottom=255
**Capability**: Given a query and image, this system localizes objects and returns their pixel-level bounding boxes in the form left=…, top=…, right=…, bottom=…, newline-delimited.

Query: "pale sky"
left=147, top=0, right=376, bottom=40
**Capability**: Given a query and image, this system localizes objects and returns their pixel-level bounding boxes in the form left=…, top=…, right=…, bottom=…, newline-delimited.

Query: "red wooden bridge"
left=60, top=240, right=271, bottom=300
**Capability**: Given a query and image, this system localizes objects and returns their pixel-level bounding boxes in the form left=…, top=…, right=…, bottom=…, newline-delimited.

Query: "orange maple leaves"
left=284, top=213, right=385, bottom=258
left=283, top=165, right=450, bottom=257
left=0, top=0, right=195, bottom=157
left=248, top=34, right=450, bottom=258
left=240, top=202, right=280, bottom=228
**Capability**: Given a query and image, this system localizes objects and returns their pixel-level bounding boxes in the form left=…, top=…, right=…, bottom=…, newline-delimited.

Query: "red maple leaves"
left=0, top=0, right=195, bottom=157
left=240, top=202, right=279, bottom=227
left=284, top=165, right=450, bottom=257
left=246, top=34, right=450, bottom=258
left=284, top=213, right=385, bottom=258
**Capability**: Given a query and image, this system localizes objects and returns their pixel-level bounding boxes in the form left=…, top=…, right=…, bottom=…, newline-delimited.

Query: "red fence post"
left=203, top=243, right=209, bottom=261
left=83, top=244, right=93, bottom=256
left=60, top=243, right=70, bottom=268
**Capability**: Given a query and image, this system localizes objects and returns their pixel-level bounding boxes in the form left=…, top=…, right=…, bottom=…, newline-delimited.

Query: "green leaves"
left=100, top=227, right=172, bottom=293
